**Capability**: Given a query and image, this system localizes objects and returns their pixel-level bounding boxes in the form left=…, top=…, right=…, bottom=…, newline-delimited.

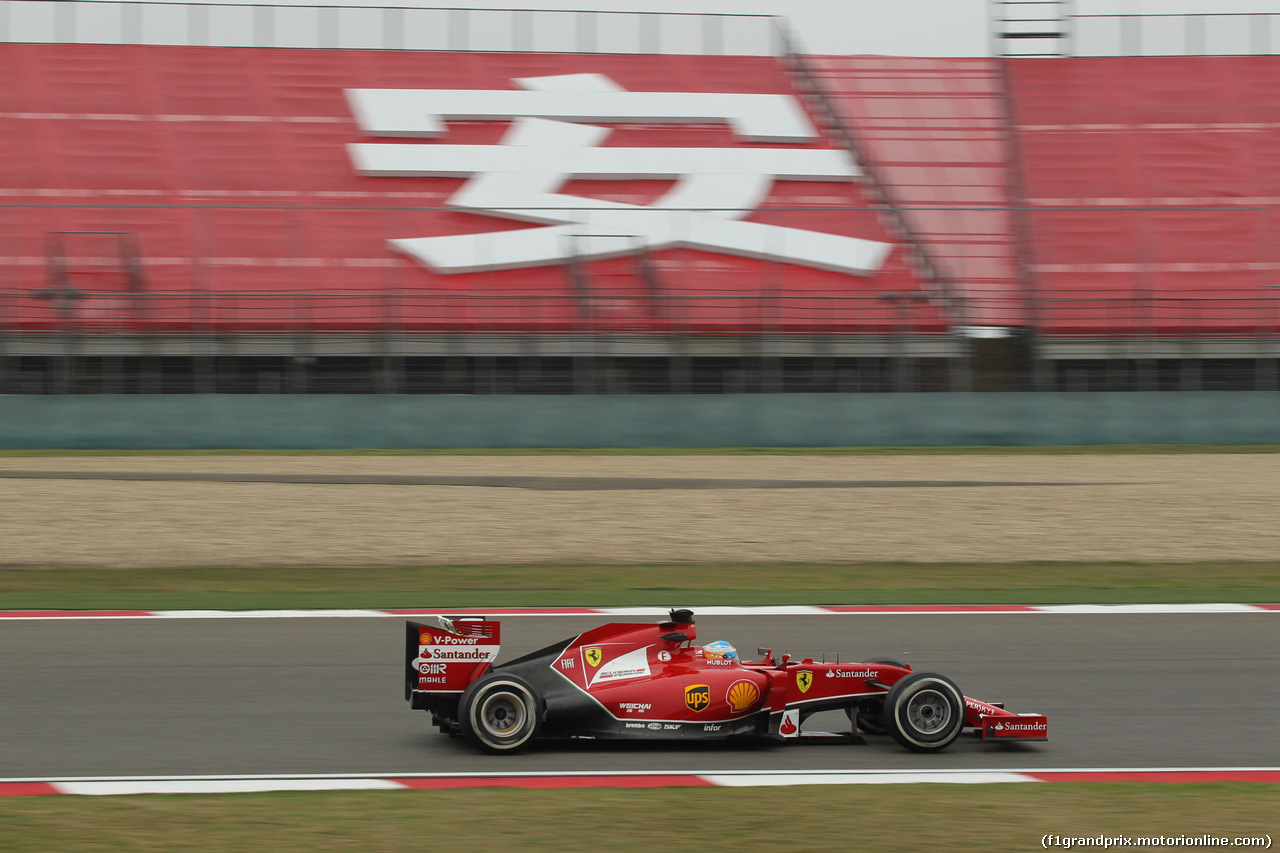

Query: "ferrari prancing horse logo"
left=796, top=671, right=813, bottom=694
left=685, top=684, right=711, bottom=713
left=584, top=647, right=603, bottom=668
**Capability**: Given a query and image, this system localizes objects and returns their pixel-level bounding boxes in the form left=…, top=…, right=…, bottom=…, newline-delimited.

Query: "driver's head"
left=702, top=640, right=737, bottom=661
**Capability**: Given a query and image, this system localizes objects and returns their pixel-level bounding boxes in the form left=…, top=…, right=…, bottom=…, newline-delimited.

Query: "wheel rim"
left=479, top=690, right=527, bottom=738
left=905, top=688, right=952, bottom=735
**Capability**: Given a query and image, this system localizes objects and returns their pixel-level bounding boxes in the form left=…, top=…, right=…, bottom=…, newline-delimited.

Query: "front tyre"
left=883, top=672, right=964, bottom=753
left=458, top=674, right=543, bottom=754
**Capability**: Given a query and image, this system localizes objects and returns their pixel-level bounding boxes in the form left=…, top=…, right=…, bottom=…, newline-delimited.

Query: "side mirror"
left=659, top=632, right=689, bottom=643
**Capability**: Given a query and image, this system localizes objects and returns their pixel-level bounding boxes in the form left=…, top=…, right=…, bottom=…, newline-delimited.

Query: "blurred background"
left=2, top=1, right=1279, bottom=406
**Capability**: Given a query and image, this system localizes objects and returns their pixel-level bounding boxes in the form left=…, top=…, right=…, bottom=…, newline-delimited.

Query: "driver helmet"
left=702, top=640, right=737, bottom=661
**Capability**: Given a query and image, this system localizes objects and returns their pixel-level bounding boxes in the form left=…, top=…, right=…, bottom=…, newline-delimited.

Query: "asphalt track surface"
left=2, top=613, right=1277, bottom=778
left=0, top=471, right=1125, bottom=490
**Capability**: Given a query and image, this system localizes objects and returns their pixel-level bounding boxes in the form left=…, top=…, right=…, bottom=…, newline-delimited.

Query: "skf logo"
left=346, top=75, right=890, bottom=277
left=796, top=671, right=813, bottom=694
left=684, top=684, right=711, bottom=713
left=584, top=647, right=603, bottom=668
left=726, top=680, right=760, bottom=713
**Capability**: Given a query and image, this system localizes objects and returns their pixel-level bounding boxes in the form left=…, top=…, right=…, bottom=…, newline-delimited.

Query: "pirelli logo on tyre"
left=685, top=684, right=711, bottom=713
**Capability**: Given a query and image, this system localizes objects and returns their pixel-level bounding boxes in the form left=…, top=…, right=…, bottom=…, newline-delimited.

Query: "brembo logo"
left=347, top=74, right=891, bottom=275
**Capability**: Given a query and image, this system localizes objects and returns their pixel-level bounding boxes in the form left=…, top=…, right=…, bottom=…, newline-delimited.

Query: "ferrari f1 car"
left=404, top=609, right=1048, bottom=754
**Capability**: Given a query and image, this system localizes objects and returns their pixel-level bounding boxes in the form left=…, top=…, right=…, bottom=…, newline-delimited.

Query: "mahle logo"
left=796, top=671, right=814, bottom=694
left=347, top=74, right=891, bottom=276
left=584, top=647, right=603, bottom=668
left=685, top=684, right=711, bottom=713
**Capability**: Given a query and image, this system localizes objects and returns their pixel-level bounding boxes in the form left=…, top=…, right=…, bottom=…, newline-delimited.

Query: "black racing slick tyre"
left=458, top=674, right=543, bottom=754
left=850, top=658, right=908, bottom=735
left=882, top=672, right=965, bottom=753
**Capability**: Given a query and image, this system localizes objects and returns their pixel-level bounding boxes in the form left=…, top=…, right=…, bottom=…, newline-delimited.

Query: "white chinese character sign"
left=346, top=73, right=892, bottom=276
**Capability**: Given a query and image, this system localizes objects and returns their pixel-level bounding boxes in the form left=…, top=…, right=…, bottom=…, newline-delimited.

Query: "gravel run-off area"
left=0, top=454, right=1276, bottom=568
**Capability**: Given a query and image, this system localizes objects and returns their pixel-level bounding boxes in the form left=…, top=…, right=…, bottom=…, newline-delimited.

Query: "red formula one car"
left=404, top=609, right=1048, bottom=754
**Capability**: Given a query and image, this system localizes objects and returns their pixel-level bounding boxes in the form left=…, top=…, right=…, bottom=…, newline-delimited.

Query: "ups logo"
left=684, top=684, right=711, bottom=713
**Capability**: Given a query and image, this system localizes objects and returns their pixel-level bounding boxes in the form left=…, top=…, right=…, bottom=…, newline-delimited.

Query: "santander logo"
left=346, top=74, right=891, bottom=276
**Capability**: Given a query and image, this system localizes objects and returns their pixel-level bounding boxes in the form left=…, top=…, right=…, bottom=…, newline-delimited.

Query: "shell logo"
left=726, top=679, right=761, bottom=713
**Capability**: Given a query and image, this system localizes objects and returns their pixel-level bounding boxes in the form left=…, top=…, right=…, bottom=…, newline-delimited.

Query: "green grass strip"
left=2, top=562, right=1278, bottom=611
left=2, top=784, right=1277, bottom=853
left=2, top=445, right=1280, bottom=456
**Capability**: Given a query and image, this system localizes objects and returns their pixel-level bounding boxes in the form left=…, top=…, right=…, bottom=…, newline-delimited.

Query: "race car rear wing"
left=404, top=617, right=501, bottom=702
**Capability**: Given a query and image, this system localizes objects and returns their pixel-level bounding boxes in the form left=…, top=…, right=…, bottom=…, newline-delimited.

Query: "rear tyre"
left=458, top=674, right=543, bottom=754
left=882, top=672, right=964, bottom=753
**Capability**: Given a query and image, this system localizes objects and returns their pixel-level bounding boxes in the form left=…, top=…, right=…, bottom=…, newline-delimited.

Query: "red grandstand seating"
left=0, top=44, right=939, bottom=336
left=1008, top=56, right=1280, bottom=336
left=805, top=56, right=1024, bottom=328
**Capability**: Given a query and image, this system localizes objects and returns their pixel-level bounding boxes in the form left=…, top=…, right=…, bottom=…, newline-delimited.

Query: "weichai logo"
left=685, top=684, right=711, bottom=713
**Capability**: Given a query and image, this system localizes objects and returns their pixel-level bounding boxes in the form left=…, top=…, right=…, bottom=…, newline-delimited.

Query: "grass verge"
left=2, top=445, right=1280, bottom=456
left=2, top=562, right=1278, bottom=610
left=1, top=784, right=1276, bottom=853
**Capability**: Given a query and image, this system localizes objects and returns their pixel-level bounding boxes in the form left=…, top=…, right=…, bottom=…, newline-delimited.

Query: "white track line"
left=57, top=779, right=404, bottom=796
left=4, top=768, right=1280, bottom=796
left=8, top=767, right=1280, bottom=784
left=152, top=609, right=390, bottom=619
left=703, top=771, right=1038, bottom=786
left=1, top=604, right=1277, bottom=621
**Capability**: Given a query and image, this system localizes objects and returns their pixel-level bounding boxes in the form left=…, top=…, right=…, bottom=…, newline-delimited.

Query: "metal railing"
left=992, top=3, right=1280, bottom=59
left=0, top=2, right=782, bottom=56
left=1072, top=12, right=1280, bottom=58
left=2, top=291, right=1277, bottom=394
left=3, top=291, right=1277, bottom=338
left=0, top=291, right=965, bottom=338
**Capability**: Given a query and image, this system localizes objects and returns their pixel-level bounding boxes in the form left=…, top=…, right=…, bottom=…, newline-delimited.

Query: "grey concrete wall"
left=0, top=392, right=1278, bottom=449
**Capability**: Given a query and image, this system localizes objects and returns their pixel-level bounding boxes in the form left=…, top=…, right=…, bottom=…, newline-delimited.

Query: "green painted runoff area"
left=2, top=391, right=1278, bottom=448
left=2, top=784, right=1276, bottom=853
